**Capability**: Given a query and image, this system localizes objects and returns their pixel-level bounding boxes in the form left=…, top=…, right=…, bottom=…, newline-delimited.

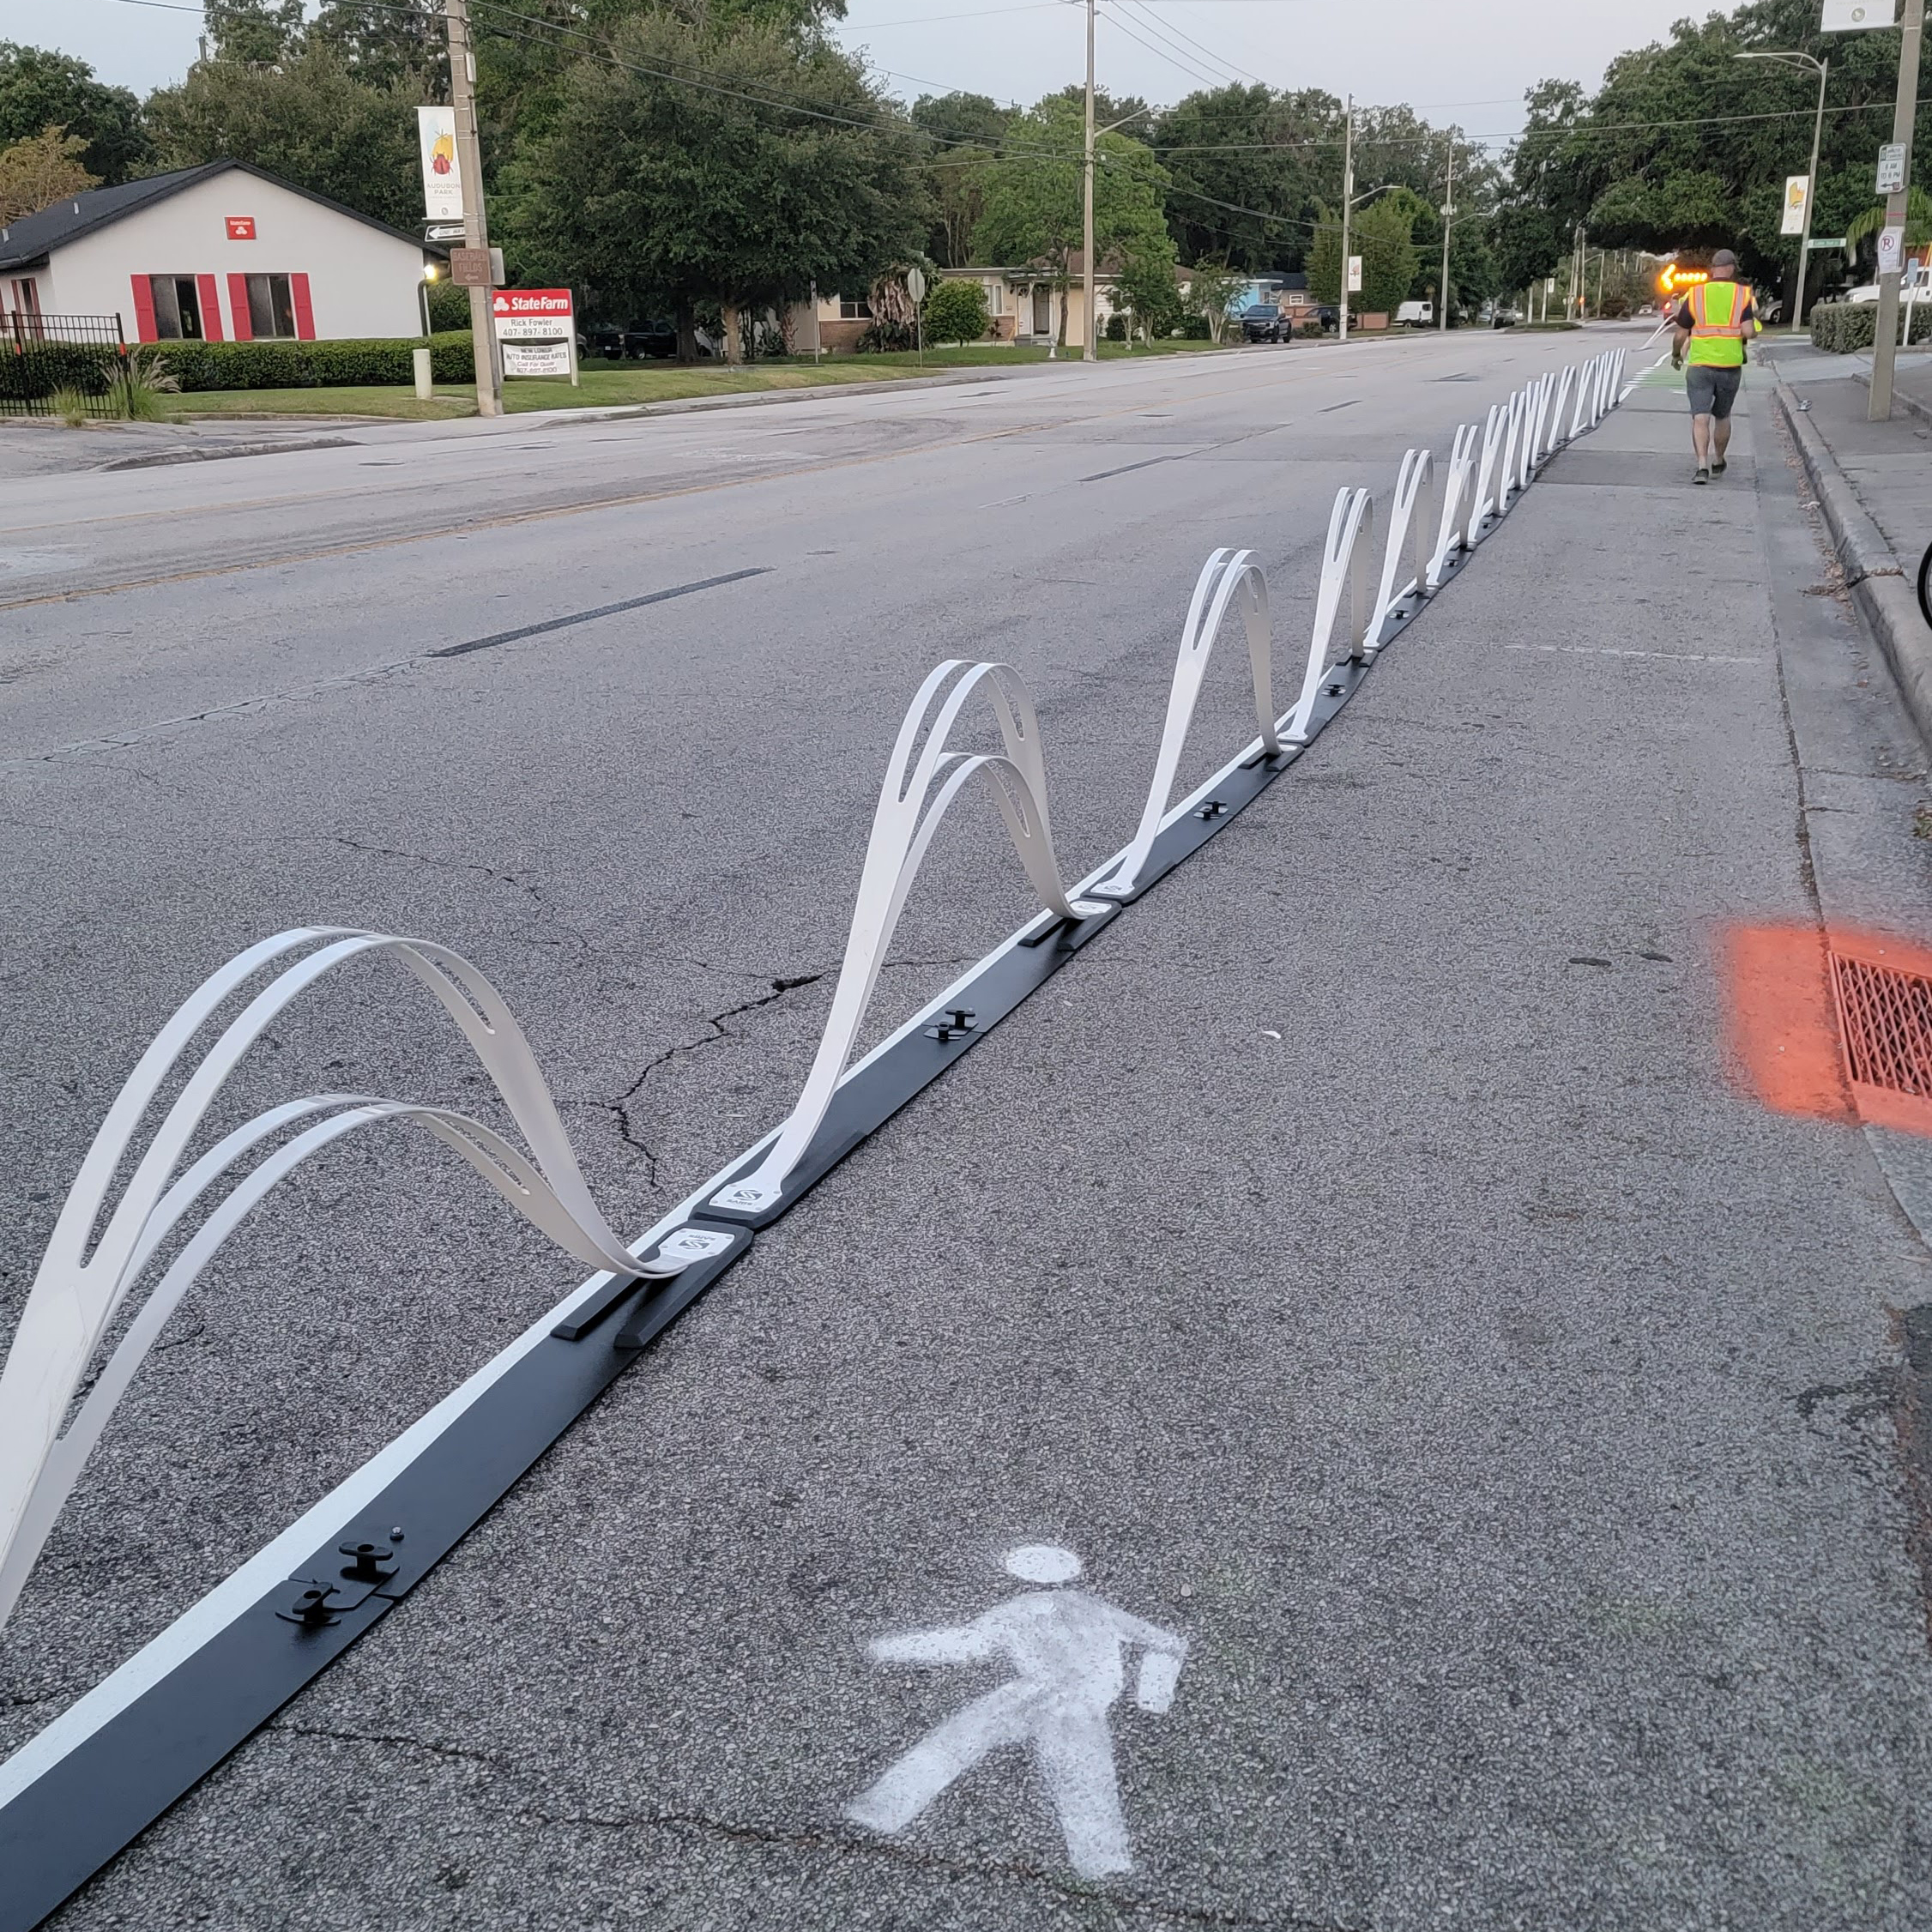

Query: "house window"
left=147, top=275, right=205, bottom=340
left=243, top=273, right=297, bottom=339
left=10, top=278, right=40, bottom=320
left=838, top=297, right=872, bottom=320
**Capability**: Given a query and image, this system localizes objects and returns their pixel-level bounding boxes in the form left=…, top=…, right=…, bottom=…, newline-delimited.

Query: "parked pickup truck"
left=1240, top=303, right=1289, bottom=343
left=1395, top=300, right=1434, bottom=327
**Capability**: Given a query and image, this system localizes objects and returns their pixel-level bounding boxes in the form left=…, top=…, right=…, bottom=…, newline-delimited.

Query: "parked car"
left=584, top=319, right=683, bottom=359
left=1490, top=305, right=1521, bottom=329
left=1395, top=299, right=1434, bottom=327
left=1844, top=266, right=1929, bottom=304
left=1240, top=303, right=1289, bottom=343
left=1311, top=304, right=1338, bottom=331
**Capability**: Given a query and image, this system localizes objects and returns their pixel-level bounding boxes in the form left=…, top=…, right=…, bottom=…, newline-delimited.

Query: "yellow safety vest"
left=1684, top=280, right=1757, bottom=367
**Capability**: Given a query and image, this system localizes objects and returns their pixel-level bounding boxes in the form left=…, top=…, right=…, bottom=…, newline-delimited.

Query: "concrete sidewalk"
left=1760, top=340, right=1932, bottom=744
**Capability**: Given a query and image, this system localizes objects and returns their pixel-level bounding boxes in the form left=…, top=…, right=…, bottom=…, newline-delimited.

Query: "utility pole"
left=444, top=0, right=501, bottom=418
left=1869, top=0, right=1925, bottom=420
left=1438, top=143, right=1453, bottom=332
left=1083, top=0, right=1096, bottom=363
left=1339, top=96, right=1354, bottom=343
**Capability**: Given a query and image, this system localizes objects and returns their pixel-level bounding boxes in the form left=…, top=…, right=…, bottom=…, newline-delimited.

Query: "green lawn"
left=167, top=339, right=1228, bottom=420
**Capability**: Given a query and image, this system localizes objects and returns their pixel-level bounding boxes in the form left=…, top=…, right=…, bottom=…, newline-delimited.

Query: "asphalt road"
left=3, top=329, right=1931, bottom=1929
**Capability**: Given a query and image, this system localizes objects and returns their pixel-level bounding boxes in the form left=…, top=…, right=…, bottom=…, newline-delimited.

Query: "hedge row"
left=0, top=332, right=477, bottom=397
left=1809, top=300, right=1932, bottom=353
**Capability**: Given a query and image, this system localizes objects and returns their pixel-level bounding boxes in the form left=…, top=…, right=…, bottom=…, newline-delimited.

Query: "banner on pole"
left=417, top=106, right=462, bottom=222
left=1781, top=175, right=1810, bottom=236
left=1346, top=256, right=1362, bottom=293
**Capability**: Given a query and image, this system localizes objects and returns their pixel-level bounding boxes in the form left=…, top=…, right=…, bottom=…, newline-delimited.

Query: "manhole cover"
left=1831, top=951, right=1932, bottom=1097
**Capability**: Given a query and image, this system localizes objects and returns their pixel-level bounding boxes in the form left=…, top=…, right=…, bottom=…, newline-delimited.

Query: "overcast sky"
left=30, top=0, right=1702, bottom=146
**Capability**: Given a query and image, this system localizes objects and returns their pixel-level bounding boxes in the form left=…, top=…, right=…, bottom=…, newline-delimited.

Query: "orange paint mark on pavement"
left=1722, top=921, right=1932, bottom=1138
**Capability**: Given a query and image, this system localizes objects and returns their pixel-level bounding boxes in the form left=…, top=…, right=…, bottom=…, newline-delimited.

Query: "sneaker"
left=1712, top=457, right=1728, bottom=475
left=1694, top=466, right=1710, bottom=485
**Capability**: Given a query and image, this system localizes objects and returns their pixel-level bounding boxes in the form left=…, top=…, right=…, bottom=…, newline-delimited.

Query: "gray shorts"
left=1686, top=364, right=1742, bottom=420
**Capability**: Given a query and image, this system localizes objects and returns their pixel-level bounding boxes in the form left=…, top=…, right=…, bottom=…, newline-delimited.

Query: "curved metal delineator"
left=710, top=660, right=1102, bottom=1215
left=1285, top=486, right=1374, bottom=742
left=0, top=930, right=692, bottom=1634
left=1368, top=448, right=1439, bottom=648
left=1089, top=548, right=1279, bottom=901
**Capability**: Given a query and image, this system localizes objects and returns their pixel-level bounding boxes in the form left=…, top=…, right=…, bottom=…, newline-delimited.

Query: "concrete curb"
left=1774, top=377, right=1932, bottom=747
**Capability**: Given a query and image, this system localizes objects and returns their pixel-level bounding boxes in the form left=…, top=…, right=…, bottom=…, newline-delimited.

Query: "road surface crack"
left=525, top=1801, right=1343, bottom=1927
left=275, top=1721, right=510, bottom=1771
left=324, top=836, right=544, bottom=901
left=611, top=974, right=825, bottom=1185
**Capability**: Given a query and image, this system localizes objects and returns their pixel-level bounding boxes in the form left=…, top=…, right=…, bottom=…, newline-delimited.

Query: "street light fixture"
left=1736, top=48, right=1828, bottom=331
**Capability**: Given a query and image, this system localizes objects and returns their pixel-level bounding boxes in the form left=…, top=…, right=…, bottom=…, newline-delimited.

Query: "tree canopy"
left=503, top=13, right=927, bottom=349
left=0, top=43, right=148, bottom=185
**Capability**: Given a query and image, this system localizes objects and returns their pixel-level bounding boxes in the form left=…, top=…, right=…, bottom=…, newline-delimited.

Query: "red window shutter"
left=196, top=273, right=223, bottom=341
left=291, top=272, right=315, bottom=341
left=226, top=273, right=252, bottom=341
left=129, top=275, right=156, bottom=344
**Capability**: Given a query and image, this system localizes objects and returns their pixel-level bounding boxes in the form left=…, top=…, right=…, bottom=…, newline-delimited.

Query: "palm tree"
left=1846, top=185, right=1932, bottom=254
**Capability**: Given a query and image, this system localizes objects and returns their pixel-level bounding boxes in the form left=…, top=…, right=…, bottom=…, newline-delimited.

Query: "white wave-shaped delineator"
left=711, top=660, right=1097, bottom=1217
left=1091, top=549, right=1278, bottom=900
left=1471, top=399, right=1509, bottom=527
left=0, top=929, right=678, bottom=1634
left=1543, top=366, right=1576, bottom=462
left=1368, top=448, right=1438, bottom=649
left=1430, top=422, right=1481, bottom=586
left=1284, top=486, right=1374, bottom=744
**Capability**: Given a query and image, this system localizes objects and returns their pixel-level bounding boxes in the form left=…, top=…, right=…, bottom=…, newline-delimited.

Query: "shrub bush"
left=150, top=332, right=476, bottom=389
left=1810, top=299, right=1932, bottom=353
left=426, top=280, right=471, bottom=330
left=924, top=278, right=990, bottom=345
left=855, top=318, right=915, bottom=353
left=1178, top=311, right=1212, bottom=340
left=1104, top=312, right=1126, bottom=341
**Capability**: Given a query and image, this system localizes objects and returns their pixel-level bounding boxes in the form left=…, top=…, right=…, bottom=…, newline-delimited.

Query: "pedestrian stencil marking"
left=846, top=1545, right=1186, bottom=1879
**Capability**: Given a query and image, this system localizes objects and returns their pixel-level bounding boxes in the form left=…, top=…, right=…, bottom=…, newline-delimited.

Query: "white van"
left=1395, top=300, right=1434, bottom=327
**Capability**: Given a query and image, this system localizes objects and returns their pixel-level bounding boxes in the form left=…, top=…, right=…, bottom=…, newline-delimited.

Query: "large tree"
left=146, top=41, right=420, bottom=231
left=911, top=91, right=1008, bottom=268
left=0, top=126, right=99, bottom=224
left=0, top=44, right=147, bottom=185
left=1503, top=0, right=1931, bottom=305
left=502, top=13, right=926, bottom=358
left=974, top=94, right=1173, bottom=347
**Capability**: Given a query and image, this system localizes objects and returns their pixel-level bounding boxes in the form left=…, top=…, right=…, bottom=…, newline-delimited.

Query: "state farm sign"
left=491, top=289, right=573, bottom=340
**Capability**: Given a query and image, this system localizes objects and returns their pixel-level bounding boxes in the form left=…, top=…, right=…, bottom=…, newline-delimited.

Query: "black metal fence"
left=0, top=313, right=130, bottom=419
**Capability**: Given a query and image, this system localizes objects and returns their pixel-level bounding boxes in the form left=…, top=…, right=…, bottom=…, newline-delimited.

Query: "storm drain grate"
left=1830, top=951, right=1932, bottom=1096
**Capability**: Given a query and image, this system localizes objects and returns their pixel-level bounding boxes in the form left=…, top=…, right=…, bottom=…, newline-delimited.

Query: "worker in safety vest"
left=1670, top=250, right=1760, bottom=483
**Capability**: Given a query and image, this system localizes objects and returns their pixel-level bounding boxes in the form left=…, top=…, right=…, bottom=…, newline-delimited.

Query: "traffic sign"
left=1876, top=142, right=1908, bottom=193
left=906, top=266, right=927, bottom=305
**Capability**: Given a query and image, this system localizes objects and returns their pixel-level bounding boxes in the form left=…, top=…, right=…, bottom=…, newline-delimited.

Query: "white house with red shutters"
left=0, top=160, right=432, bottom=345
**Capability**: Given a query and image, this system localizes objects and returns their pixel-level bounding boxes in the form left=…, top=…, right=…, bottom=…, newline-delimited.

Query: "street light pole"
left=1438, top=142, right=1453, bottom=332
left=1736, top=51, right=1828, bottom=333
left=1339, top=96, right=1354, bottom=343
left=1083, top=0, right=1096, bottom=363
left=1870, top=0, right=1925, bottom=421
left=443, top=0, right=501, bottom=418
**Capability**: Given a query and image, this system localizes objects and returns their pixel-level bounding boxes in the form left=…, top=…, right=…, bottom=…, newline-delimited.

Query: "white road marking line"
left=1503, top=643, right=1762, bottom=665
left=845, top=1544, right=1186, bottom=1880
